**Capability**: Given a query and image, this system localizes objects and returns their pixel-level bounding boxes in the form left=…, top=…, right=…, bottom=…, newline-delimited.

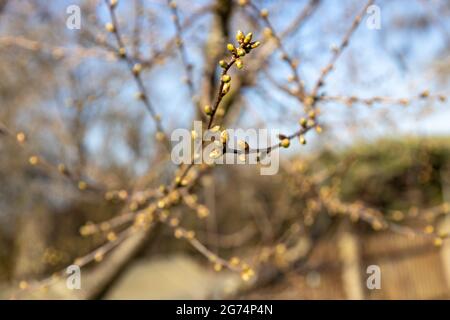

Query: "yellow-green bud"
left=244, top=32, right=253, bottom=44
left=236, top=59, right=244, bottom=69
left=299, top=118, right=307, bottom=128
left=220, top=130, right=229, bottom=144
left=299, top=135, right=306, bottom=145
left=280, top=138, right=290, bottom=148
left=251, top=41, right=261, bottom=49
left=105, top=23, right=115, bottom=33
left=204, top=105, right=212, bottom=115
left=260, top=9, right=269, bottom=18
left=210, top=125, right=221, bottom=133
left=238, top=140, right=249, bottom=151
left=221, top=74, right=231, bottom=83
left=236, top=30, right=245, bottom=42
left=118, top=47, right=126, bottom=58
left=304, top=96, right=315, bottom=107
left=135, top=92, right=145, bottom=100
left=222, top=82, right=231, bottom=94
left=227, top=43, right=235, bottom=52
left=132, top=63, right=142, bottom=75
left=236, top=48, right=246, bottom=57
left=219, top=60, right=227, bottom=68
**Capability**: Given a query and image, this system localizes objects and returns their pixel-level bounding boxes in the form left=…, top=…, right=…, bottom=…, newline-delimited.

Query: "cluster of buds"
left=173, top=227, right=196, bottom=240
left=223, top=30, right=261, bottom=72
left=230, top=30, right=260, bottom=55
left=226, top=256, right=255, bottom=281
left=205, top=30, right=261, bottom=118
left=156, top=190, right=182, bottom=209
left=104, top=189, right=129, bottom=201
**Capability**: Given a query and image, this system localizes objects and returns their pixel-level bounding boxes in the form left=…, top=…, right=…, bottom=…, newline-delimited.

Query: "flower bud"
left=299, top=118, right=307, bottom=128
left=220, top=130, right=229, bottom=144
left=132, top=63, right=142, bottom=75
left=236, top=30, right=245, bottom=42
left=434, top=237, right=443, bottom=247
left=58, top=163, right=67, bottom=174
left=78, top=180, right=87, bottom=190
left=174, top=228, right=184, bottom=239
left=260, top=9, right=269, bottom=18
left=304, top=96, right=315, bottom=107
left=219, top=60, right=227, bottom=68
left=16, top=132, right=26, bottom=143
left=204, top=105, right=212, bottom=115
left=241, top=267, right=255, bottom=281
left=230, top=256, right=240, bottom=266
left=236, top=59, right=244, bottom=69
left=156, top=131, right=165, bottom=141
left=29, top=155, right=39, bottom=165
left=221, top=74, right=231, bottom=83
left=251, top=41, right=261, bottom=49
left=420, top=90, right=430, bottom=98
left=307, top=119, right=315, bottom=127
left=238, top=140, right=249, bottom=152
left=244, top=32, right=253, bottom=44
left=186, top=230, right=195, bottom=240
left=105, top=23, right=115, bottom=33
left=118, top=47, right=126, bottom=58
left=236, top=48, right=246, bottom=57
left=280, top=138, right=290, bottom=148
left=168, top=217, right=179, bottom=227
left=222, top=82, right=231, bottom=94
left=227, top=43, right=235, bottom=52
left=299, top=135, right=306, bottom=145
left=107, top=231, right=117, bottom=242
left=197, top=205, right=210, bottom=218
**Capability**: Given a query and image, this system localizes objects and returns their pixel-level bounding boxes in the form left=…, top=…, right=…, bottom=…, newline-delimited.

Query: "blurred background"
left=1, top=0, right=450, bottom=299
